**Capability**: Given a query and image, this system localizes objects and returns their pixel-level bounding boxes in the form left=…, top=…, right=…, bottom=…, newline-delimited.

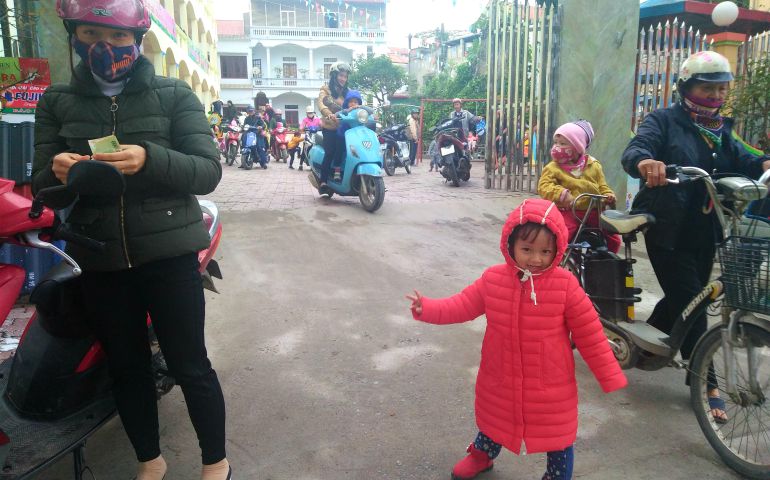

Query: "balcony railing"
left=252, top=77, right=326, bottom=89
left=250, top=26, right=385, bottom=42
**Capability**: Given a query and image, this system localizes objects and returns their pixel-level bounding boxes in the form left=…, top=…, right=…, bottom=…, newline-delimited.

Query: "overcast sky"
left=214, top=0, right=486, bottom=48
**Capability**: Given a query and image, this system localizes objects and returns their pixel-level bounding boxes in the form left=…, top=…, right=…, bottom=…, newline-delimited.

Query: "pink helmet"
left=56, top=0, right=151, bottom=33
left=276, top=122, right=285, bottom=130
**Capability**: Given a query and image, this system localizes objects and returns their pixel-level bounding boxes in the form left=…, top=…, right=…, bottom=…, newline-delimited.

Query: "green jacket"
left=32, top=56, right=222, bottom=272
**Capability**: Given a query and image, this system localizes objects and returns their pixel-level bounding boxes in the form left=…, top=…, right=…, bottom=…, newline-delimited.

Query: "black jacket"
left=32, top=56, right=221, bottom=271
left=621, top=103, right=765, bottom=249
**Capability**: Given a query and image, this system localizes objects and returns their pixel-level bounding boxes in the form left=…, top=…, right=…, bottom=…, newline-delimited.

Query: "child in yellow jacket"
left=538, top=120, right=620, bottom=253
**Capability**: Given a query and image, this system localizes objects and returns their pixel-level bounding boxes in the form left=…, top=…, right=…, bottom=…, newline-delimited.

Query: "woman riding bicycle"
left=621, top=50, right=770, bottom=424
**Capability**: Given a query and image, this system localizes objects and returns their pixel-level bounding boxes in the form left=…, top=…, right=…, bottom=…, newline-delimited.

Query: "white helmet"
left=679, top=51, right=734, bottom=85
left=306, top=105, right=315, bottom=114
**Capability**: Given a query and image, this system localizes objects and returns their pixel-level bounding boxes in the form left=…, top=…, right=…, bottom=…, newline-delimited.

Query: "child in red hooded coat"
left=407, top=198, right=627, bottom=480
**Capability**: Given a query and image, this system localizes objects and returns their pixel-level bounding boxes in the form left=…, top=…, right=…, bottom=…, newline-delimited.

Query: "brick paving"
left=202, top=157, right=523, bottom=211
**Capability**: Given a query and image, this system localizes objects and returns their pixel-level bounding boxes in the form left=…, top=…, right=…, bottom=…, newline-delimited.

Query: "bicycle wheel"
left=689, top=321, right=770, bottom=479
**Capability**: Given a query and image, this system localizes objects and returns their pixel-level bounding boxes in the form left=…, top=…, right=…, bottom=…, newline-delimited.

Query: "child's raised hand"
left=406, top=290, right=424, bottom=315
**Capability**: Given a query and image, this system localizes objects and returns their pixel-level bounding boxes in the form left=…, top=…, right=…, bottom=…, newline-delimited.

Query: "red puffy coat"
left=413, top=198, right=627, bottom=454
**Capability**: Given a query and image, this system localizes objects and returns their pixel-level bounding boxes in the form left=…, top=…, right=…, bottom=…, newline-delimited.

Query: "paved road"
left=41, top=162, right=740, bottom=479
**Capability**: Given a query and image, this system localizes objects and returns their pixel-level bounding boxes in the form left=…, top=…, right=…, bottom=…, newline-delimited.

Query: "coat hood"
left=500, top=198, right=568, bottom=273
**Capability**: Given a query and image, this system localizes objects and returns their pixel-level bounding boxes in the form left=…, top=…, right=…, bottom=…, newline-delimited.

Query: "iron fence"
left=631, top=19, right=712, bottom=133
left=735, top=30, right=770, bottom=148
left=484, top=0, right=561, bottom=193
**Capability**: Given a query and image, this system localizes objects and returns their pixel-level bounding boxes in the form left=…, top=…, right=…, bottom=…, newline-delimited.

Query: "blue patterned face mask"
left=72, top=37, right=139, bottom=82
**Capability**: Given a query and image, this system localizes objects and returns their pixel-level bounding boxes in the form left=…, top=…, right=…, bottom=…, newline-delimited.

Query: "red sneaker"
left=451, top=443, right=494, bottom=480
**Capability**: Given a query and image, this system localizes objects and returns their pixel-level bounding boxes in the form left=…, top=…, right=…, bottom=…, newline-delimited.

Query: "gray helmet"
left=329, top=62, right=351, bottom=77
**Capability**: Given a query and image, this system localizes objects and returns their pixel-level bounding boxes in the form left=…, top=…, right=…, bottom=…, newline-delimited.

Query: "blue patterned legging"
left=473, top=431, right=574, bottom=480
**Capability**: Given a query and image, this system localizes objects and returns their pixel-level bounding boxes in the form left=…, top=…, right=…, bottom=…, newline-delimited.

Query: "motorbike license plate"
left=441, top=145, right=455, bottom=156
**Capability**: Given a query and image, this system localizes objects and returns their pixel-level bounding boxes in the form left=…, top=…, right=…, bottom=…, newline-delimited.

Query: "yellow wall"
left=751, top=0, right=770, bottom=12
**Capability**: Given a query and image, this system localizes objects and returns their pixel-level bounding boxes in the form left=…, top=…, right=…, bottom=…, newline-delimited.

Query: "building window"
left=220, top=55, right=248, bottom=79
left=283, top=57, right=297, bottom=86
left=281, top=8, right=296, bottom=27
left=323, top=58, right=337, bottom=78
left=252, top=59, right=262, bottom=78
left=367, top=46, right=373, bottom=59
left=285, top=104, right=299, bottom=127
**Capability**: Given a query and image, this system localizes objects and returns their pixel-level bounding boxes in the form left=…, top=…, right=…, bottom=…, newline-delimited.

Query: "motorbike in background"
left=224, top=119, right=241, bottom=166
left=433, top=117, right=472, bottom=187
left=0, top=161, right=223, bottom=479
left=240, top=124, right=268, bottom=170
left=272, top=123, right=290, bottom=163
left=378, top=124, right=412, bottom=176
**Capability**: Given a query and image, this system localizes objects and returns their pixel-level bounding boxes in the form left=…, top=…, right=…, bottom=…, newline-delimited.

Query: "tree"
left=729, top=57, right=770, bottom=152
left=348, top=55, right=408, bottom=105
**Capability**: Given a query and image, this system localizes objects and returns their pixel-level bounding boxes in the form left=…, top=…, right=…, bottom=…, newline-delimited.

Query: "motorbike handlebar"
left=54, top=224, right=106, bottom=252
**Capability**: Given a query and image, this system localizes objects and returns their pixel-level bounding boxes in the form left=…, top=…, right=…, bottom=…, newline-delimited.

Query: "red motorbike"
left=0, top=161, right=223, bottom=479
left=223, top=119, right=241, bottom=166
left=272, top=122, right=290, bottom=163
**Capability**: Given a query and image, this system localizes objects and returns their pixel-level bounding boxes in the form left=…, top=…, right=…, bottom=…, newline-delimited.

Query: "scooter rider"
left=451, top=97, right=475, bottom=138
left=621, top=50, right=770, bottom=424
left=301, top=105, right=322, bottom=131
left=34, top=1, right=230, bottom=479
left=317, top=61, right=350, bottom=189
left=241, top=106, right=268, bottom=168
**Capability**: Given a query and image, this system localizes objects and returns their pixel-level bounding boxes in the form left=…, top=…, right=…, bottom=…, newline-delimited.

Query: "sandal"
left=708, top=395, right=729, bottom=424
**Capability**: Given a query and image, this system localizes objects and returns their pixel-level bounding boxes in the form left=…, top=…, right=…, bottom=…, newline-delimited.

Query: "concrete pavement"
left=40, top=162, right=740, bottom=479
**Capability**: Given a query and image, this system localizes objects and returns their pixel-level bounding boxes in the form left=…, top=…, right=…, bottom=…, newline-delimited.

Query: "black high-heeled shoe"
left=226, top=466, right=232, bottom=479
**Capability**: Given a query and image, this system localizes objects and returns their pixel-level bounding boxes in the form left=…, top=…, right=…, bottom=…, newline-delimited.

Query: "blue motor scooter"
left=308, top=107, right=385, bottom=212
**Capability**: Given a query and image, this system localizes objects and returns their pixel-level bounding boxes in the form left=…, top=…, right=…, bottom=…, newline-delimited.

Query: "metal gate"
left=484, top=0, right=561, bottom=192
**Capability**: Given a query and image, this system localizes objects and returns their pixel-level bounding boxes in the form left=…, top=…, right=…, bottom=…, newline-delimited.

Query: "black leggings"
left=321, top=128, right=343, bottom=183
left=80, top=253, right=226, bottom=465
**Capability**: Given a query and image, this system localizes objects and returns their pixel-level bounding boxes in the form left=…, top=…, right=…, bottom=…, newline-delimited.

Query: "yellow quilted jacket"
left=538, top=156, right=615, bottom=210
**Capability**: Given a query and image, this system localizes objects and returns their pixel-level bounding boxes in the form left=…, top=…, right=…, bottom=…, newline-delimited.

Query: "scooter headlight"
left=357, top=109, right=369, bottom=124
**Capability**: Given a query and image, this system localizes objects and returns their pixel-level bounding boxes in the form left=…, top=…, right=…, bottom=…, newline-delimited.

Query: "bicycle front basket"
left=718, top=236, right=770, bottom=314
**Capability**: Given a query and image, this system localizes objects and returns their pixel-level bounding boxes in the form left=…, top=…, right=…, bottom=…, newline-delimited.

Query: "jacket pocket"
left=141, top=196, right=187, bottom=213
left=541, top=337, right=574, bottom=387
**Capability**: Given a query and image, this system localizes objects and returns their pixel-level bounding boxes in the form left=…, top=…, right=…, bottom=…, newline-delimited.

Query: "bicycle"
left=562, top=165, right=770, bottom=479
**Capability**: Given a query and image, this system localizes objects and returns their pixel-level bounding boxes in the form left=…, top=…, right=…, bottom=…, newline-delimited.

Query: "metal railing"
left=631, top=19, right=712, bottom=133
left=251, top=77, right=325, bottom=89
left=250, top=26, right=385, bottom=42
left=485, top=0, right=561, bottom=193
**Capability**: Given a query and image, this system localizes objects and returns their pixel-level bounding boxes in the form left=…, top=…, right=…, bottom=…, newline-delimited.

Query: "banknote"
left=88, top=135, right=121, bottom=155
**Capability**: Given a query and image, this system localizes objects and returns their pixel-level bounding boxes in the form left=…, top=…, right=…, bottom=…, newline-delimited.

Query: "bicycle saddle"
left=600, top=210, right=655, bottom=234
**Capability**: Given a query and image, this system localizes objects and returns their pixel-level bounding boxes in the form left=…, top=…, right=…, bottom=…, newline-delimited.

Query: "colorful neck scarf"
left=682, top=93, right=725, bottom=147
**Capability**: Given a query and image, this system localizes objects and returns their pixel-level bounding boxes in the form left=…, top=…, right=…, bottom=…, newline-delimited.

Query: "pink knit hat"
left=554, top=120, right=594, bottom=156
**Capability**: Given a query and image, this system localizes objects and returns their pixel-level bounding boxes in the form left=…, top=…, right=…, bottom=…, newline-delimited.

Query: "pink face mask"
left=551, top=145, right=576, bottom=164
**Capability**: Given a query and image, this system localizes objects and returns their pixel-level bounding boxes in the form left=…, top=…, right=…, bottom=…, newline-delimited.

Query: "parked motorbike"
left=308, top=107, right=385, bottom=212
left=272, top=123, right=290, bottom=163
left=433, top=117, right=472, bottom=187
left=240, top=124, right=267, bottom=170
left=224, top=119, right=241, bottom=166
left=0, top=161, right=223, bottom=479
left=378, top=124, right=411, bottom=176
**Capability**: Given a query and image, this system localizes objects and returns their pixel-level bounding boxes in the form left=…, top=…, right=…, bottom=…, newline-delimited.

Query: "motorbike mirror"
left=66, top=160, right=125, bottom=198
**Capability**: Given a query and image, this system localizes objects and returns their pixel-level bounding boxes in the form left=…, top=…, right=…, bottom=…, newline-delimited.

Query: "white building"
left=218, top=0, right=387, bottom=127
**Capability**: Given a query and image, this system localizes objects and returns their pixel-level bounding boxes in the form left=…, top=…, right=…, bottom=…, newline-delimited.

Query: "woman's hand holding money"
left=52, top=152, right=90, bottom=184
left=92, top=144, right=147, bottom=176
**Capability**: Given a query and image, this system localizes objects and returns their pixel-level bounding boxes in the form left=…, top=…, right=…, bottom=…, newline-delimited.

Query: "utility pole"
left=13, top=0, right=34, bottom=58
left=0, top=0, right=12, bottom=56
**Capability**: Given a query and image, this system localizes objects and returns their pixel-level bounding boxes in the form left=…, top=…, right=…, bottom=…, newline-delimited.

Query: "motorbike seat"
left=600, top=210, right=655, bottom=234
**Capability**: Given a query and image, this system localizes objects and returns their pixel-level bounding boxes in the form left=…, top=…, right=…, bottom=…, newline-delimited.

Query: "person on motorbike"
left=406, top=108, right=421, bottom=166
left=32, top=2, right=230, bottom=479
left=301, top=105, right=322, bottom=131
left=222, top=100, right=238, bottom=124
left=621, top=50, right=770, bottom=425
left=317, top=61, right=350, bottom=189
left=242, top=106, right=268, bottom=168
left=330, top=90, right=364, bottom=181
left=451, top=97, right=475, bottom=139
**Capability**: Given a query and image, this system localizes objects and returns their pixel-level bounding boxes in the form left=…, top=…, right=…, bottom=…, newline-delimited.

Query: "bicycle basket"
left=718, top=236, right=770, bottom=314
